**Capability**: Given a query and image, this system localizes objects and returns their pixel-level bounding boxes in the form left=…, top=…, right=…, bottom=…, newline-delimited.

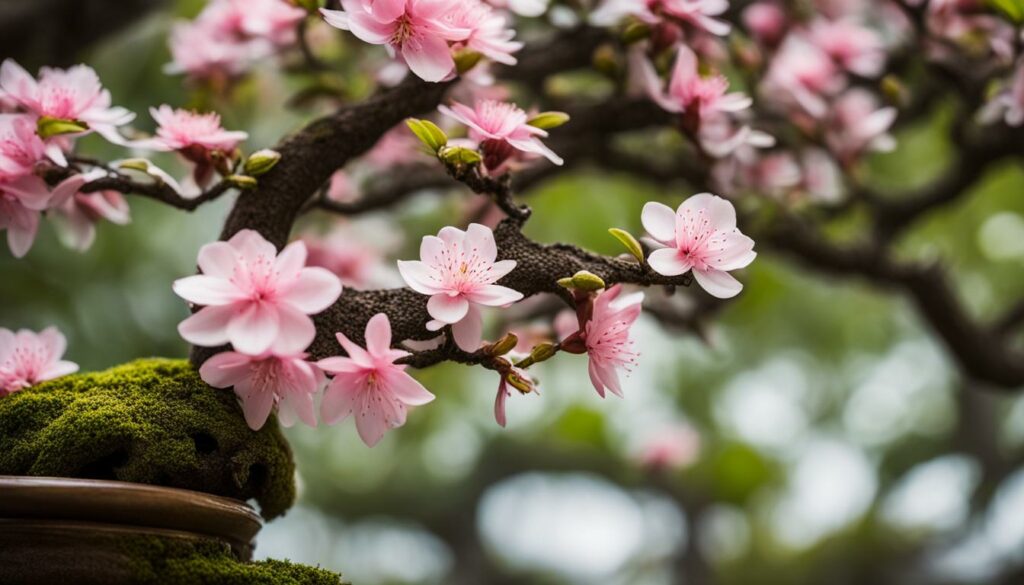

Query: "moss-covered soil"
left=0, top=358, right=295, bottom=519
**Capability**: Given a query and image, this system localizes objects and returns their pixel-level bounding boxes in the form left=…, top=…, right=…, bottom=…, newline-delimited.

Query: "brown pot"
left=0, top=475, right=262, bottom=585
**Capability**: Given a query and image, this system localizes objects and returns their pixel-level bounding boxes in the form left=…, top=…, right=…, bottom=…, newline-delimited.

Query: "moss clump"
left=0, top=358, right=295, bottom=519
left=120, top=536, right=345, bottom=585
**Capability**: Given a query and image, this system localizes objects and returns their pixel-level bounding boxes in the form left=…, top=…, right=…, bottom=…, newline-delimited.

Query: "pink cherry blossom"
left=808, top=18, right=886, bottom=77
left=321, top=0, right=472, bottom=82
left=438, top=99, right=563, bottom=169
left=762, top=36, right=845, bottom=118
left=52, top=169, right=131, bottom=252
left=134, top=105, right=248, bottom=154
left=201, top=0, right=307, bottom=48
left=174, top=229, right=343, bottom=356
left=825, top=89, right=896, bottom=163
left=317, top=313, right=435, bottom=446
left=581, top=285, right=643, bottom=398
left=165, top=19, right=256, bottom=80
left=642, top=193, right=756, bottom=298
left=200, top=350, right=323, bottom=430
left=0, top=326, right=78, bottom=397
left=0, top=114, right=51, bottom=177
left=445, top=0, right=523, bottom=66
left=398, top=223, right=522, bottom=351
left=742, top=2, right=787, bottom=45
left=1, top=172, right=85, bottom=258
left=0, top=60, right=134, bottom=145
left=640, top=47, right=751, bottom=123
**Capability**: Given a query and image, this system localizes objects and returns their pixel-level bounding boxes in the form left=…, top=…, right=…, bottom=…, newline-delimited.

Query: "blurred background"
left=3, top=1, right=1024, bottom=583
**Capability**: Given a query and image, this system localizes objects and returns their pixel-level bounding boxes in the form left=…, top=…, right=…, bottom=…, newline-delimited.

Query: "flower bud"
left=226, top=174, right=258, bottom=189
left=406, top=118, right=448, bottom=153
left=37, top=116, right=89, bottom=139
left=439, top=145, right=482, bottom=165
left=621, top=21, right=651, bottom=44
left=487, top=332, right=519, bottom=356
left=453, top=49, right=484, bottom=74
left=243, top=149, right=281, bottom=176
left=117, top=159, right=151, bottom=173
left=527, top=111, right=570, bottom=130
left=592, top=44, right=620, bottom=78
left=569, top=270, right=598, bottom=290
left=529, top=342, right=558, bottom=363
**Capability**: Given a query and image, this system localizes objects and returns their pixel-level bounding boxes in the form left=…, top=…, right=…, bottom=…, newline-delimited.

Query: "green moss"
left=119, top=536, right=345, bottom=585
left=0, top=358, right=295, bottom=519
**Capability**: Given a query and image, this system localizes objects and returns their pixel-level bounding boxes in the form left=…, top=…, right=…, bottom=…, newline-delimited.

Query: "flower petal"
left=365, top=313, right=392, bottom=357
left=647, top=248, right=692, bottom=276
left=281, top=267, right=343, bottom=313
left=197, top=241, right=240, bottom=278
left=465, top=284, right=522, bottom=307
left=401, top=34, right=455, bottom=83
left=641, top=201, right=677, bottom=244
left=228, top=303, right=280, bottom=355
left=692, top=268, right=743, bottom=298
left=199, top=351, right=253, bottom=388
left=173, top=275, right=243, bottom=306
left=178, top=304, right=235, bottom=347
left=271, top=305, right=316, bottom=354
left=427, top=293, right=469, bottom=324
left=397, top=260, right=443, bottom=295
left=451, top=303, right=483, bottom=351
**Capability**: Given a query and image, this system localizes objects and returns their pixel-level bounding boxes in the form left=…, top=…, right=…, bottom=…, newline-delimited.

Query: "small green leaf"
left=608, top=228, right=644, bottom=263
left=439, top=145, right=482, bottom=165
left=570, top=270, right=605, bottom=292
left=405, top=118, right=448, bottom=153
left=243, top=149, right=281, bottom=176
left=453, top=49, right=484, bottom=74
left=620, top=21, right=651, bottom=44
left=990, top=0, right=1024, bottom=22
left=117, top=159, right=151, bottom=172
left=37, top=116, right=89, bottom=139
left=527, top=111, right=570, bottom=130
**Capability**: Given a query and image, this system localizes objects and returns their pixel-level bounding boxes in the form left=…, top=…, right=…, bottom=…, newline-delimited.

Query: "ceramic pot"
left=0, top=475, right=262, bottom=585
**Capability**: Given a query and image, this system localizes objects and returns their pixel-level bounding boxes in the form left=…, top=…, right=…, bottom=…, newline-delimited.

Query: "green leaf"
left=526, top=111, right=570, bottom=130
left=405, top=118, right=448, bottom=153
left=37, top=116, right=89, bottom=139
left=226, top=174, right=258, bottom=189
left=608, top=227, right=644, bottom=263
left=990, top=0, right=1024, bottom=22
left=439, top=145, right=482, bottom=165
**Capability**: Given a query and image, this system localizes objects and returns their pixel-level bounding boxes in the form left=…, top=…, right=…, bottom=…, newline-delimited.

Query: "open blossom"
left=52, top=169, right=131, bottom=252
left=743, top=2, right=787, bottom=45
left=591, top=0, right=730, bottom=35
left=0, top=327, right=78, bottom=397
left=438, top=99, right=563, bottom=170
left=642, top=193, right=756, bottom=299
left=174, top=229, right=343, bottom=356
left=641, top=47, right=752, bottom=124
left=762, top=36, right=845, bottom=118
left=398, top=223, right=522, bottom=351
left=201, top=0, right=307, bottom=47
left=445, top=0, right=523, bottom=66
left=808, top=18, right=886, bottom=77
left=0, top=60, right=134, bottom=145
left=317, top=313, right=435, bottom=446
left=200, top=350, right=323, bottom=430
left=582, top=285, right=643, bottom=398
left=321, top=0, right=472, bottom=82
left=134, top=105, right=248, bottom=154
left=166, top=19, right=257, bottom=80
left=1, top=175, right=85, bottom=258
left=825, top=89, right=896, bottom=163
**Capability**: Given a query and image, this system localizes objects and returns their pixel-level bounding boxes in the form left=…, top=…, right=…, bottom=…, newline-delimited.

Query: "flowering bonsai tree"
left=2, top=0, right=1024, bottom=508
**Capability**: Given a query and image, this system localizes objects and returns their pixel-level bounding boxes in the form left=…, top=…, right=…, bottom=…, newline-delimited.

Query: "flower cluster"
left=167, top=0, right=307, bottom=82
left=321, top=0, right=521, bottom=82
left=437, top=99, right=563, bottom=173
left=0, top=326, right=78, bottom=397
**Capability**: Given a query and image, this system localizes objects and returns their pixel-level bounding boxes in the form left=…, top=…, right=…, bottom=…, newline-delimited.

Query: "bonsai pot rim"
left=0, top=475, right=262, bottom=555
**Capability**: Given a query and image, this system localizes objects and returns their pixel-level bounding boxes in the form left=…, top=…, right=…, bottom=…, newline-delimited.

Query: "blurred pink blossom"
left=134, top=105, right=248, bottom=153
left=640, top=46, right=752, bottom=124
left=742, top=2, right=787, bottom=46
left=808, top=18, right=886, bottom=77
left=762, top=36, right=845, bottom=118
left=0, top=326, right=78, bottom=397
left=52, top=169, right=131, bottom=252
left=174, top=229, right=343, bottom=356
left=317, top=313, right=435, bottom=446
left=200, top=350, right=323, bottom=430
left=637, top=425, right=701, bottom=470
left=825, top=89, right=896, bottom=163
left=303, top=227, right=383, bottom=289
left=445, top=0, right=523, bottom=65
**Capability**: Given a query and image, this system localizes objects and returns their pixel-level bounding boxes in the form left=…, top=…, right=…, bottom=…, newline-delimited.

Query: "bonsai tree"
left=3, top=0, right=1024, bottom=580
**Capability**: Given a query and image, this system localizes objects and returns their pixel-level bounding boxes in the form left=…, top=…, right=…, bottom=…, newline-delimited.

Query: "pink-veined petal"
left=397, top=260, right=443, bottom=295
left=383, top=368, right=435, bottom=405
left=364, top=313, right=393, bottom=357
left=199, top=351, right=253, bottom=388
left=321, top=375, right=360, bottom=424
left=401, top=34, right=455, bottom=83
